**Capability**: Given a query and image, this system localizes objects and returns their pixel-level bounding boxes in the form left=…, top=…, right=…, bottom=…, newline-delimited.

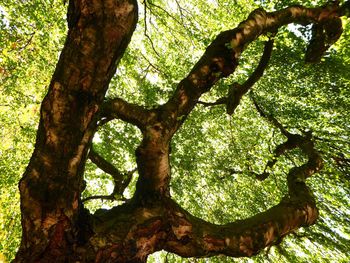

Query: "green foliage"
left=0, top=0, right=67, bottom=261
left=1, top=0, right=349, bottom=262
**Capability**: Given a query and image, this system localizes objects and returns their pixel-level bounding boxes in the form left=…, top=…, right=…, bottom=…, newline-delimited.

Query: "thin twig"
left=147, top=1, right=182, bottom=26
left=18, top=32, right=35, bottom=52
left=198, top=97, right=227, bottom=107
left=143, top=1, right=160, bottom=57
left=140, top=52, right=170, bottom=79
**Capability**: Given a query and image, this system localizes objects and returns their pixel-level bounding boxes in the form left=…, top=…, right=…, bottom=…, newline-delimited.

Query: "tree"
left=1, top=0, right=350, bottom=262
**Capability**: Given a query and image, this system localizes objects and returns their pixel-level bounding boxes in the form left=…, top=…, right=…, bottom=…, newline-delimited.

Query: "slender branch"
left=251, top=95, right=289, bottom=137
left=252, top=97, right=298, bottom=172
left=147, top=0, right=196, bottom=47
left=84, top=169, right=137, bottom=202
left=146, top=2, right=189, bottom=40
left=227, top=38, right=275, bottom=115
left=84, top=148, right=137, bottom=202
left=198, top=97, right=227, bottom=107
left=199, top=38, right=274, bottom=113
left=251, top=95, right=323, bottom=181
left=175, top=0, right=202, bottom=28
left=89, top=148, right=124, bottom=181
left=82, top=194, right=125, bottom=203
left=18, top=32, right=35, bottom=52
left=143, top=1, right=160, bottom=57
left=174, top=0, right=186, bottom=25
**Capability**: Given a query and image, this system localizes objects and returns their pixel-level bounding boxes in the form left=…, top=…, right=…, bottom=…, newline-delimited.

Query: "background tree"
left=0, top=0, right=349, bottom=262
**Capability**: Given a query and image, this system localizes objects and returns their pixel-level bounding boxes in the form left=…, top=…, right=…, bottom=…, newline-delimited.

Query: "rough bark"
left=16, top=1, right=349, bottom=262
left=15, top=0, right=138, bottom=261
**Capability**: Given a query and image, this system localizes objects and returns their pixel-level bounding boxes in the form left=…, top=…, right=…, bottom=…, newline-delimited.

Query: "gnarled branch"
left=161, top=2, right=346, bottom=135
left=164, top=187, right=317, bottom=258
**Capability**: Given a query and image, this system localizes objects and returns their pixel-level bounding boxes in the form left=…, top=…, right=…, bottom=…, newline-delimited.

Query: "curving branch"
left=159, top=2, right=346, bottom=135
left=305, top=7, right=343, bottom=63
left=99, top=98, right=154, bottom=130
left=164, top=183, right=318, bottom=258
left=91, top=135, right=323, bottom=260
left=163, top=101, right=324, bottom=258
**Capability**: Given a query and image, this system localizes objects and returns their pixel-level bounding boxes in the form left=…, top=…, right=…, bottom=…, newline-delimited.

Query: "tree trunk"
left=15, top=0, right=138, bottom=261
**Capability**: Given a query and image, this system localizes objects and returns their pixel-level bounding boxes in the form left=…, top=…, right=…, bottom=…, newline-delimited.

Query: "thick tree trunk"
left=15, top=0, right=138, bottom=261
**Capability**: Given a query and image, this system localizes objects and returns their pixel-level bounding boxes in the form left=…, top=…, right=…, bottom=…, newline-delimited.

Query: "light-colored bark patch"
left=172, top=224, right=192, bottom=240
left=114, top=1, right=135, bottom=18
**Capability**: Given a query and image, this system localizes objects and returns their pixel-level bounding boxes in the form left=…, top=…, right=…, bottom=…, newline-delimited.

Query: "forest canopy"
left=0, top=0, right=350, bottom=262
